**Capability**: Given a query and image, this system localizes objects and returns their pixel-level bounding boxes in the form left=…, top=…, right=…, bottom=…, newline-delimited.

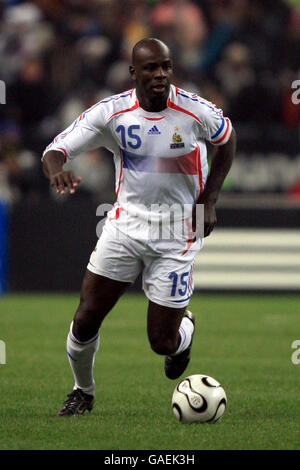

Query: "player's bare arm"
left=43, top=150, right=82, bottom=195
left=194, top=127, right=237, bottom=238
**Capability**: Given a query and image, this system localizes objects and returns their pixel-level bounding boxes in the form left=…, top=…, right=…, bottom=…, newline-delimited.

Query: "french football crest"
left=170, top=126, right=185, bottom=148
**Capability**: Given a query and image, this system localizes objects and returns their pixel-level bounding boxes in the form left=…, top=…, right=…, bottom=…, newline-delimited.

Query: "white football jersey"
left=43, top=85, right=232, bottom=230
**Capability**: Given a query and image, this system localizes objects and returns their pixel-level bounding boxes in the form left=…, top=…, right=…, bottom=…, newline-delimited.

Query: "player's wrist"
left=199, top=192, right=218, bottom=205
left=43, top=151, right=65, bottom=179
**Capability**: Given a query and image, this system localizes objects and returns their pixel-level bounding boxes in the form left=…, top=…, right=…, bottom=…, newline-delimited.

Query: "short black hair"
left=132, top=38, right=170, bottom=65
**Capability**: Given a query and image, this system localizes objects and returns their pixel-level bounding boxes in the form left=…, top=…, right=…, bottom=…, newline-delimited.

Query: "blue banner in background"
left=0, top=201, right=8, bottom=294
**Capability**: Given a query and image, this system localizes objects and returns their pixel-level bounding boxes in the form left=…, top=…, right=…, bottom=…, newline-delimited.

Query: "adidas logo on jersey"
left=147, top=125, right=161, bottom=135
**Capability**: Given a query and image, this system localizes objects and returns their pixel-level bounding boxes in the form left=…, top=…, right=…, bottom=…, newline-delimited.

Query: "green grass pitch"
left=1, top=292, right=300, bottom=450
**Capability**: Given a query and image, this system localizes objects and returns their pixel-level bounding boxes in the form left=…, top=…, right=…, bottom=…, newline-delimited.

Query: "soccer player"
left=42, top=38, right=236, bottom=416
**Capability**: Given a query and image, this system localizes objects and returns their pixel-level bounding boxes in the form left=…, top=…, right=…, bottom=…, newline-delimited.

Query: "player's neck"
left=136, top=90, right=168, bottom=113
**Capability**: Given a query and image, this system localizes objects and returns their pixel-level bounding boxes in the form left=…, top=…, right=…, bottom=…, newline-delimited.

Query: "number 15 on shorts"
left=169, top=269, right=193, bottom=300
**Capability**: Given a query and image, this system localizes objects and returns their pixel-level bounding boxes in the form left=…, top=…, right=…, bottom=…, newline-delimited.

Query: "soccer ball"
left=172, top=374, right=227, bottom=423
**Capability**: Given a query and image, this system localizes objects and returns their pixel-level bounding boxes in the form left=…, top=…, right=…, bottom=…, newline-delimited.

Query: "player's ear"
left=129, top=65, right=136, bottom=81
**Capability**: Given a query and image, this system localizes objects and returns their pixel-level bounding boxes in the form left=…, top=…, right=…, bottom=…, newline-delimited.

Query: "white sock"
left=66, top=322, right=100, bottom=396
left=173, top=315, right=194, bottom=356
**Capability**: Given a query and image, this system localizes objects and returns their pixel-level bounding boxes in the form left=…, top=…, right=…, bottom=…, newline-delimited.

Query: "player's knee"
left=149, top=335, right=177, bottom=356
left=73, top=306, right=99, bottom=342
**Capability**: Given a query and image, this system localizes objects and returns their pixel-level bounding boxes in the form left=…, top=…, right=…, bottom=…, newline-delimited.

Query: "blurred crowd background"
left=0, top=0, right=300, bottom=205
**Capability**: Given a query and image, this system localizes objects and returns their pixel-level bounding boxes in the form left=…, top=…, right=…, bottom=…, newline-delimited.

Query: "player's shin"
left=173, top=313, right=194, bottom=356
left=164, top=311, right=195, bottom=379
left=66, top=322, right=100, bottom=395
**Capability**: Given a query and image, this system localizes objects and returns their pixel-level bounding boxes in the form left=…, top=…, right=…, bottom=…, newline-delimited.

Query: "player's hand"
left=192, top=200, right=217, bottom=239
left=202, top=201, right=217, bottom=238
left=50, top=171, right=82, bottom=195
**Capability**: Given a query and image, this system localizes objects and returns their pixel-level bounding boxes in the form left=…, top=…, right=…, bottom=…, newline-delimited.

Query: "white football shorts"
left=87, top=215, right=202, bottom=308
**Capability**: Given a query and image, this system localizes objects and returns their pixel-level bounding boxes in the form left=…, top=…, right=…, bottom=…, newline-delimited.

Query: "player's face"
left=130, top=45, right=173, bottom=109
